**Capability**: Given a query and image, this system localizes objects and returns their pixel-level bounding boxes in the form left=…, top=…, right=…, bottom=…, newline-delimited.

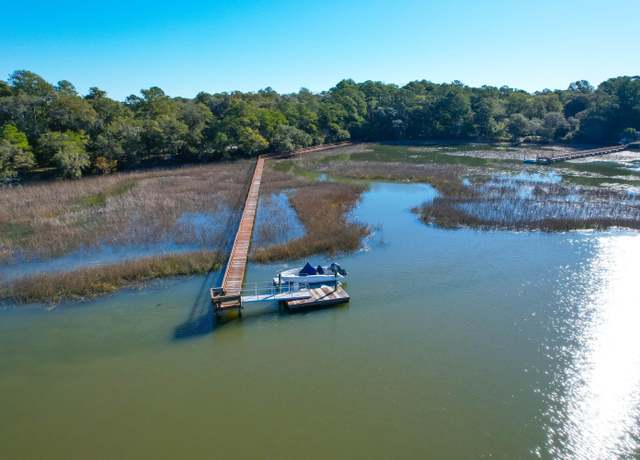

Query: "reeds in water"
left=0, top=250, right=220, bottom=304
left=251, top=181, right=368, bottom=262
left=0, top=161, right=253, bottom=263
left=414, top=176, right=640, bottom=231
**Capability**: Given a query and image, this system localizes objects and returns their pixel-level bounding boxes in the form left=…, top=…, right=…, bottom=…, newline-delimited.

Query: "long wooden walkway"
left=272, top=141, right=353, bottom=158
left=211, top=156, right=265, bottom=312
left=534, top=144, right=628, bottom=164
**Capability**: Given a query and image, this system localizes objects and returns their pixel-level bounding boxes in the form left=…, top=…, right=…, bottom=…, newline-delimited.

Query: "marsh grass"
left=350, top=145, right=493, bottom=167
left=75, top=179, right=138, bottom=208
left=0, top=161, right=253, bottom=263
left=286, top=142, right=640, bottom=233
left=414, top=177, right=640, bottom=231
left=314, top=160, right=471, bottom=194
left=252, top=166, right=369, bottom=262
left=0, top=250, right=220, bottom=304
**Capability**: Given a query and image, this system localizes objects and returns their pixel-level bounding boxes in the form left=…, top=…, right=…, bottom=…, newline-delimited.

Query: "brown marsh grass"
left=414, top=181, right=640, bottom=231
left=251, top=164, right=369, bottom=262
left=0, top=161, right=253, bottom=263
left=0, top=250, right=220, bottom=304
left=316, top=160, right=472, bottom=195
left=282, top=143, right=640, bottom=232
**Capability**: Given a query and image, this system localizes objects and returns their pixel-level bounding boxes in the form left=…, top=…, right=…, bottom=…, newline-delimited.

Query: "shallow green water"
left=2, top=182, right=640, bottom=459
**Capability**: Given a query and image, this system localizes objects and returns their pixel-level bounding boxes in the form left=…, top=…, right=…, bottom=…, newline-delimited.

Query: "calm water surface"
left=1, top=182, right=639, bottom=459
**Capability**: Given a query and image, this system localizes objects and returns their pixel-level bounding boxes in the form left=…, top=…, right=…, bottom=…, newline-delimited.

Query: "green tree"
left=472, top=98, right=500, bottom=139
left=0, top=124, right=35, bottom=182
left=9, top=70, right=54, bottom=97
left=39, top=131, right=90, bottom=178
left=47, top=93, right=97, bottom=132
left=541, top=112, right=570, bottom=141
left=0, top=81, right=11, bottom=97
left=270, top=125, right=312, bottom=153
left=506, top=113, right=531, bottom=142
left=2, top=123, right=31, bottom=152
left=55, top=80, right=78, bottom=96
left=237, top=127, right=268, bottom=155
left=3, top=69, right=640, bottom=179
left=568, top=80, right=594, bottom=94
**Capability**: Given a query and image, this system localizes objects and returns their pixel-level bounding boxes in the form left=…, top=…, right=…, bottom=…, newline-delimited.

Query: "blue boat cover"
left=299, top=262, right=317, bottom=276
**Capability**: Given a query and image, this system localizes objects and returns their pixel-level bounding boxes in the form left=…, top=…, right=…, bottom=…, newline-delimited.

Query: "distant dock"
left=272, top=141, right=352, bottom=158
left=527, top=144, right=629, bottom=164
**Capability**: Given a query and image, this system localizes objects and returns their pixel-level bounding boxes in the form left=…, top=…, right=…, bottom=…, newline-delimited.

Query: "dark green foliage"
left=270, top=125, right=312, bottom=153
left=1, top=71, right=639, bottom=181
left=0, top=124, right=34, bottom=182
left=38, top=131, right=90, bottom=178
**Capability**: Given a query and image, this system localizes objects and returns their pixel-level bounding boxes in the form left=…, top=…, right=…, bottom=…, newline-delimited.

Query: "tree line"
left=1, top=70, right=639, bottom=182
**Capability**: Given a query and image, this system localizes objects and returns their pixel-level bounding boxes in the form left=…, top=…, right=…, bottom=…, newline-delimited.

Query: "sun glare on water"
left=544, top=234, right=640, bottom=459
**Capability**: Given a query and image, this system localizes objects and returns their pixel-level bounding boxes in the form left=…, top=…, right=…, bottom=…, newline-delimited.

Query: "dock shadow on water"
left=172, top=269, right=219, bottom=339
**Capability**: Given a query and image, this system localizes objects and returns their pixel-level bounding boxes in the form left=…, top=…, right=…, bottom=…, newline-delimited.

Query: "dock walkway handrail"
left=211, top=281, right=311, bottom=302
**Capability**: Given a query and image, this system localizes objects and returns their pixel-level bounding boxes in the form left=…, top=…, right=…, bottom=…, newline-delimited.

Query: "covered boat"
left=273, top=262, right=347, bottom=285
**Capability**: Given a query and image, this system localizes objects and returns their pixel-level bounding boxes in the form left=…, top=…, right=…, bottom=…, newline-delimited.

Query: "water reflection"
left=544, top=234, right=640, bottom=459
left=252, top=192, right=304, bottom=247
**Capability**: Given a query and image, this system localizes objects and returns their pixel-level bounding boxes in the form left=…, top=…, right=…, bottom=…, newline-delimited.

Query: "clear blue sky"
left=2, top=0, right=638, bottom=100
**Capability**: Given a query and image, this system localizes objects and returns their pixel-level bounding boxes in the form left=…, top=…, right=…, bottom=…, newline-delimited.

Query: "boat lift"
left=211, top=281, right=313, bottom=315
left=238, top=281, right=313, bottom=303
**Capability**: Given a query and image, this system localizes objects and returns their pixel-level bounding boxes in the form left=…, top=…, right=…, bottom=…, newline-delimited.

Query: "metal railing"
left=211, top=281, right=312, bottom=301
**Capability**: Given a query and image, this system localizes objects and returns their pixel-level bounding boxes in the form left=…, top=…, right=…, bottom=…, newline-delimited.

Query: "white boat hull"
left=272, top=273, right=345, bottom=285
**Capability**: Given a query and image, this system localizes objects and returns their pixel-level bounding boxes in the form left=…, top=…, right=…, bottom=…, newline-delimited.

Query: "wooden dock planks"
left=270, top=141, right=353, bottom=159
left=216, top=156, right=265, bottom=310
left=285, top=284, right=350, bottom=311
left=291, top=141, right=352, bottom=156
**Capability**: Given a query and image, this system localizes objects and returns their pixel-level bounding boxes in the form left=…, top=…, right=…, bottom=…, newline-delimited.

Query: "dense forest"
left=1, top=70, right=639, bottom=181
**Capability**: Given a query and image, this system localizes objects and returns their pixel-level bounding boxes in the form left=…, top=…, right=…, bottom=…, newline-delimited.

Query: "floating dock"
left=285, top=284, right=350, bottom=311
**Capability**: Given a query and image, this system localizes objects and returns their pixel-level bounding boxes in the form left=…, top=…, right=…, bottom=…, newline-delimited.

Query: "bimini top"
left=299, top=262, right=317, bottom=276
